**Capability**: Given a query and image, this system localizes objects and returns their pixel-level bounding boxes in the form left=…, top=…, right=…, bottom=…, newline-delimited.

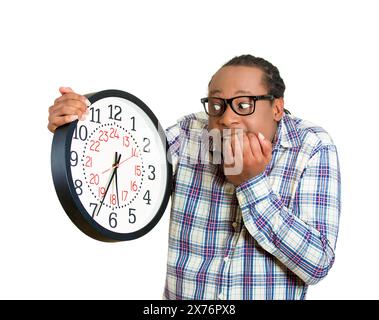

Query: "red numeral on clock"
left=98, top=187, right=105, bottom=198
left=110, top=128, right=120, bottom=139
left=89, top=173, right=99, bottom=185
left=123, top=136, right=130, bottom=147
left=99, top=130, right=109, bottom=142
left=135, top=165, right=141, bottom=176
left=90, top=140, right=100, bottom=152
left=85, top=156, right=92, bottom=167
left=130, top=180, right=137, bottom=192
left=110, top=194, right=116, bottom=205
left=122, top=190, right=128, bottom=201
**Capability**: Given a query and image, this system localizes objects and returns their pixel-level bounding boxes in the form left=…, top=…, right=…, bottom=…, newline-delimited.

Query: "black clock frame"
left=51, top=89, right=173, bottom=242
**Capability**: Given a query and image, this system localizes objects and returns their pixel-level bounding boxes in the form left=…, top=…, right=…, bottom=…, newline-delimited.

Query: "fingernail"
left=258, top=132, right=265, bottom=141
left=85, top=98, right=91, bottom=107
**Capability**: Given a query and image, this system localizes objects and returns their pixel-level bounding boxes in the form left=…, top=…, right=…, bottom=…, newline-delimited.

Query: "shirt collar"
left=273, top=113, right=302, bottom=149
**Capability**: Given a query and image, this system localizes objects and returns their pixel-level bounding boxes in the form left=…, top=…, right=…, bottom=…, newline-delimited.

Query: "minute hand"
left=96, top=152, right=122, bottom=216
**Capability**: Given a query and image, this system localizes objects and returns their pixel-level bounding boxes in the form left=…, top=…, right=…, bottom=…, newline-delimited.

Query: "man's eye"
left=212, top=104, right=222, bottom=111
left=238, top=103, right=252, bottom=110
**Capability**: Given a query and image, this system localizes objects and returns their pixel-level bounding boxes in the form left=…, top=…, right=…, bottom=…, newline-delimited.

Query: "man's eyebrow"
left=209, top=89, right=222, bottom=96
left=208, top=89, right=254, bottom=96
left=234, top=90, right=253, bottom=95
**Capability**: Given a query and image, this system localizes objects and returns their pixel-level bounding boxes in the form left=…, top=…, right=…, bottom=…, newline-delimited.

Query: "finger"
left=52, top=98, right=88, bottom=115
left=55, top=92, right=89, bottom=106
left=233, top=130, right=244, bottom=158
left=223, top=137, right=234, bottom=166
left=48, top=114, right=79, bottom=133
left=241, top=133, right=252, bottom=160
left=50, top=105, right=86, bottom=122
left=257, top=132, right=273, bottom=158
left=229, top=129, right=243, bottom=155
left=248, top=133, right=264, bottom=161
left=233, top=131, right=244, bottom=168
left=59, top=87, right=74, bottom=95
left=52, top=99, right=87, bottom=112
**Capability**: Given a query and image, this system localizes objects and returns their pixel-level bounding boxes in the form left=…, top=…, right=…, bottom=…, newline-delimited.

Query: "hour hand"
left=114, top=153, right=121, bottom=207
left=96, top=152, right=120, bottom=216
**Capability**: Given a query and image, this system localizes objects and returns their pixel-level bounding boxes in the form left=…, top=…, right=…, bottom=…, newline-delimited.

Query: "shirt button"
left=224, top=256, right=230, bottom=263
left=232, top=222, right=238, bottom=228
left=273, top=224, right=279, bottom=232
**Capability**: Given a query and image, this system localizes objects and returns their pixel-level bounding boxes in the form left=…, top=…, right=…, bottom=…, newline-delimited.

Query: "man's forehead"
left=209, top=66, right=265, bottom=94
left=209, top=89, right=254, bottom=96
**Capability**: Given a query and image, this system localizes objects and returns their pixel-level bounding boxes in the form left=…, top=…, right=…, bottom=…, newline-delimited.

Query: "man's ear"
left=272, top=97, right=285, bottom=121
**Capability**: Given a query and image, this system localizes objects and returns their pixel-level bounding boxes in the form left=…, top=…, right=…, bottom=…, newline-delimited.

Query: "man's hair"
left=222, top=54, right=286, bottom=98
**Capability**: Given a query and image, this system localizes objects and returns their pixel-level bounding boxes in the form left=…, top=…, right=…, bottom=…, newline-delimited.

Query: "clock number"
left=148, top=165, right=156, bottom=180
left=109, top=128, right=119, bottom=139
left=109, top=212, right=117, bottom=228
left=130, top=180, right=138, bottom=192
left=143, top=190, right=151, bottom=205
left=135, top=165, right=141, bottom=176
left=108, top=104, right=122, bottom=121
left=90, top=140, right=100, bottom=152
left=123, top=136, right=130, bottom=147
left=73, top=125, right=88, bottom=141
left=99, top=130, right=109, bottom=142
left=85, top=156, right=92, bottom=167
left=122, top=190, right=128, bottom=201
left=143, top=138, right=151, bottom=153
left=89, top=203, right=98, bottom=218
left=131, top=116, right=136, bottom=131
left=110, top=194, right=116, bottom=205
left=74, top=179, right=83, bottom=195
left=131, top=148, right=138, bottom=157
left=90, top=107, right=101, bottom=124
left=129, top=208, right=136, bottom=224
left=70, top=151, right=78, bottom=167
left=98, top=187, right=105, bottom=198
left=89, top=173, right=99, bottom=185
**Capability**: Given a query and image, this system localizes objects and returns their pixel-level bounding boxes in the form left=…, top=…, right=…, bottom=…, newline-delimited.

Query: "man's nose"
left=219, top=105, right=240, bottom=127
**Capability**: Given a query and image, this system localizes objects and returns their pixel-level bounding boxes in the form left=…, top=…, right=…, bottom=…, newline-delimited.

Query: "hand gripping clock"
left=51, top=89, right=173, bottom=242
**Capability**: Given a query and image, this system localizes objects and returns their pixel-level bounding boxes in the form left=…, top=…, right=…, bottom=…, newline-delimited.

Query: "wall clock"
left=51, top=89, right=172, bottom=242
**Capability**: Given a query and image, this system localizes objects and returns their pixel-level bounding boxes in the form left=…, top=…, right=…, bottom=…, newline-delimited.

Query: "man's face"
left=207, top=66, right=283, bottom=142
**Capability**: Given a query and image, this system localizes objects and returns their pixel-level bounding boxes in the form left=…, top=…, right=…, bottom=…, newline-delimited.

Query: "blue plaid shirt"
left=163, top=111, right=341, bottom=300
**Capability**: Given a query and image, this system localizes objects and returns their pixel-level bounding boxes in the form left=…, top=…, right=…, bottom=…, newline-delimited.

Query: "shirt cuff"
left=235, top=173, right=272, bottom=209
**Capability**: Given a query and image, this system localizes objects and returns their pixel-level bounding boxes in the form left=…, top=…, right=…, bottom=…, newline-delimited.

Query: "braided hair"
left=222, top=54, right=286, bottom=98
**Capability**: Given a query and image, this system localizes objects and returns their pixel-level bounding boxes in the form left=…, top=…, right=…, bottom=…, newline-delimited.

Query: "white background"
left=0, top=0, right=378, bottom=299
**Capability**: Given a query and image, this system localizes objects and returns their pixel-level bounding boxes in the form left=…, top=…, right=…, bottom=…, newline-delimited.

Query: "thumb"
left=258, top=132, right=272, bottom=158
left=59, top=86, right=74, bottom=95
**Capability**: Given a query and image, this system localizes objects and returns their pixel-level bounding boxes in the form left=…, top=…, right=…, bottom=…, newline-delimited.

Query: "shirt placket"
left=217, top=191, right=242, bottom=300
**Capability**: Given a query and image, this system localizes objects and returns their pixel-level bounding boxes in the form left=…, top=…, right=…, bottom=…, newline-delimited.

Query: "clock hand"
left=101, top=152, right=138, bottom=174
left=114, top=153, right=121, bottom=207
left=96, top=152, right=121, bottom=216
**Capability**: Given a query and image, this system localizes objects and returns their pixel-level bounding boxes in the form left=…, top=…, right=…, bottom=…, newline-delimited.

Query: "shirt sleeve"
left=165, top=123, right=182, bottom=177
left=235, top=145, right=341, bottom=285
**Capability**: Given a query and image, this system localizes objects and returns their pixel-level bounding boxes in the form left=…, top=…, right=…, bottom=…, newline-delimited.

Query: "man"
left=48, top=54, right=341, bottom=300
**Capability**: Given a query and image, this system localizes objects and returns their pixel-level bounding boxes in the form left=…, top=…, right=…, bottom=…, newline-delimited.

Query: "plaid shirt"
left=163, top=111, right=341, bottom=300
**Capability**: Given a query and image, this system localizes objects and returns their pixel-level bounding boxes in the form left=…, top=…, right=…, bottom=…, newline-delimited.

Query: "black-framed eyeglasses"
left=201, top=94, right=275, bottom=117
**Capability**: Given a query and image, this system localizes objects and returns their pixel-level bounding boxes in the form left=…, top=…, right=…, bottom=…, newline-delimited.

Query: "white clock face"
left=69, top=96, right=169, bottom=234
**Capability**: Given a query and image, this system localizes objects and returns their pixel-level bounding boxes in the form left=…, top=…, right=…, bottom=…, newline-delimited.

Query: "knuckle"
left=64, top=115, right=72, bottom=123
